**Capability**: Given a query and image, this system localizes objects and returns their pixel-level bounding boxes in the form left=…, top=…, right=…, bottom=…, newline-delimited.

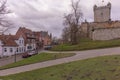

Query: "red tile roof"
left=0, top=35, right=18, bottom=47
left=16, top=27, right=36, bottom=45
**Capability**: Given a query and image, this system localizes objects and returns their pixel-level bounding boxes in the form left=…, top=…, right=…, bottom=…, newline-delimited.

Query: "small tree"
left=63, top=0, right=83, bottom=45
left=0, top=0, right=12, bottom=34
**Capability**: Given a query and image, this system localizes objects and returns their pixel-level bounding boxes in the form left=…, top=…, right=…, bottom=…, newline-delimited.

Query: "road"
left=0, top=50, right=45, bottom=67
left=1, top=47, right=120, bottom=76
left=0, top=54, right=23, bottom=67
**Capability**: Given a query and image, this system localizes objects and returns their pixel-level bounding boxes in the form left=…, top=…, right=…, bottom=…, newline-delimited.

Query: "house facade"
left=0, top=35, right=18, bottom=57
left=0, top=41, right=2, bottom=56
left=34, top=32, right=43, bottom=50
left=0, top=27, right=52, bottom=57
left=16, top=27, right=36, bottom=52
left=40, top=31, right=52, bottom=46
left=16, top=28, right=52, bottom=51
left=15, top=35, right=25, bottom=54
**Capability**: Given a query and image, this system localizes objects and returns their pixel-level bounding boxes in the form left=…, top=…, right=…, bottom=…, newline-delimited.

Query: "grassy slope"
left=1, top=55, right=120, bottom=80
left=0, top=53, right=75, bottom=70
left=52, top=39, right=120, bottom=51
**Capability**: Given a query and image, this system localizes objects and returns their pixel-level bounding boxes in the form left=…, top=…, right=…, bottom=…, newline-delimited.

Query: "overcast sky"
left=5, top=0, right=120, bottom=38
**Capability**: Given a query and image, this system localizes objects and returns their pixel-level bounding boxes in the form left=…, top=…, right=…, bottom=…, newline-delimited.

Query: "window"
left=22, top=40, right=24, bottom=44
left=22, top=47, right=24, bottom=52
left=19, top=40, right=21, bottom=44
left=10, top=48, right=13, bottom=52
left=24, top=48, right=26, bottom=52
left=33, top=39, right=35, bottom=42
left=4, top=48, right=7, bottom=52
left=27, top=34, right=30, bottom=37
left=19, top=48, right=21, bottom=52
left=16, top=48, right=19, bottom=52
left=27, top=46, right=32, bottom=49
left=32, top=39, right=34, bottom=43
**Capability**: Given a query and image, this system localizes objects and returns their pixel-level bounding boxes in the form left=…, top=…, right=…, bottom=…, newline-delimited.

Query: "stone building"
left=81, top=2, right=120, bottom=40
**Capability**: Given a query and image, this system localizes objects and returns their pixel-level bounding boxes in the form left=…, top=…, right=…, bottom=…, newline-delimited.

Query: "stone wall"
left=92, top=27, right=120, bottom=40
left=89, top=21, right=120, bottom=28
left=80, top=21, right=120, bottom=40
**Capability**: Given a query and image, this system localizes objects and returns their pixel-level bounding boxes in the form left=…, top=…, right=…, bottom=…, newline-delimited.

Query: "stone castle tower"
left=93, top=2, right=111, bottom=22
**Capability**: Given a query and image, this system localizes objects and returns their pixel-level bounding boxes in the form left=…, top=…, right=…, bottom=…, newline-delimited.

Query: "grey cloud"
left=7, top=0, right=66, bottom=38
left=6, top=0, right=120, bottom=38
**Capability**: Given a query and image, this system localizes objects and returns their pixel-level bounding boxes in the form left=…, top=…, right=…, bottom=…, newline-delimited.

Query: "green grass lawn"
left=52, top=39, right=120, bottom=51
left=0, top=53, right=75, bottom=70
left=1, top=55, right=120, bottom=80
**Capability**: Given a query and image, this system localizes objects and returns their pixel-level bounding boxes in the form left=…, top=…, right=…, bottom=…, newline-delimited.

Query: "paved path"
left=1, top=47, right=120, bottom=76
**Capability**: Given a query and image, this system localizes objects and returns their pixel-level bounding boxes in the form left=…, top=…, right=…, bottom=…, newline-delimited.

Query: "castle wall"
left=89, top=21, right=120, bottom=28
left=81, top=21, right=120, bottom=40
left=81, top=23, right=88, bottom=34
left=92, top=27, right=120, bottom=40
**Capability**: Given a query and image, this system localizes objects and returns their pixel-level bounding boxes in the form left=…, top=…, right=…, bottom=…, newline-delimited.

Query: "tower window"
left=101, top=12, right=103, bottom=16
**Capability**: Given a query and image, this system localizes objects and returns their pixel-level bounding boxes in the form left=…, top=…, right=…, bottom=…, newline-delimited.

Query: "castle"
left=81, top=2, right=120, bottom=40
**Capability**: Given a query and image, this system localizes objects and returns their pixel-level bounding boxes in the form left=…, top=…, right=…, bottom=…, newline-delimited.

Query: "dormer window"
left=22, top=40, right=24, bottom=44
left=19, top=40, right=21, bottom=44
left=27, top=34, right=30, bottom=37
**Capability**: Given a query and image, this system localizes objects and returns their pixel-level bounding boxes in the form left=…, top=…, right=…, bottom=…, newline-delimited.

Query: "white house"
left=0, top=27, right=46, bottom=57
left=0, top=40, right=3, bottom=57
left=0, top=35, right=25, bottom=57
left=14, top=35, right=25, bottom=54
left=0, top=35, right=18, bottom=57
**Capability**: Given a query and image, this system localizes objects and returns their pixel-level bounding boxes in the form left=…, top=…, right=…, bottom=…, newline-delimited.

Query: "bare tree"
left=63, top=0, right=83, bottom=45
left=0, top=0, right=12, bottom=34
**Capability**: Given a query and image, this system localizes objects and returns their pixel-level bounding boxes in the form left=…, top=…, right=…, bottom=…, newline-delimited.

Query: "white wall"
left=0, top=36, right=26, bottom=57
left=0, top=46, right=2, bottom=57
left=3, top=47, right=16, bottom=56
left=15, top=36, right=25, bottom=54
left=0, top=40, right=3, bottom=57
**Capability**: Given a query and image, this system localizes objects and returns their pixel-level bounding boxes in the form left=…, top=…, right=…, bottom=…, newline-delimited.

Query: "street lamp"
left=14, top=51, right=17, bottom=63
